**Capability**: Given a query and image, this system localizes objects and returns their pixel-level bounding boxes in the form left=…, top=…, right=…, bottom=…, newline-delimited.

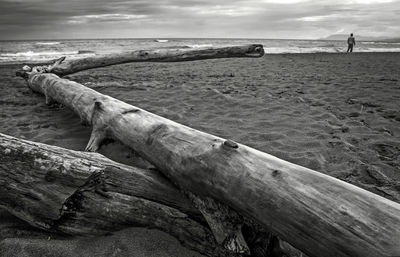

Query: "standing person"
left=347, top=33, right=356, bottom=53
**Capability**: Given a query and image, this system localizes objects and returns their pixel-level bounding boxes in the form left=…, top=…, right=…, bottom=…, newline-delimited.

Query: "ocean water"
left=1, top=38, right=400, bottom=64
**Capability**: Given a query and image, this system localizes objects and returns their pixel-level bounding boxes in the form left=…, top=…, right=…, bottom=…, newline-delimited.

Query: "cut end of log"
left=245, top=44, right=265, bottom=58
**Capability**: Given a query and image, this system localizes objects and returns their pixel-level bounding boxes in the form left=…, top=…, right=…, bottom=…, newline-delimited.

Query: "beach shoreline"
left=2, top=37, right=400, bottom=64
left=1, top=51, right=400, bottom=66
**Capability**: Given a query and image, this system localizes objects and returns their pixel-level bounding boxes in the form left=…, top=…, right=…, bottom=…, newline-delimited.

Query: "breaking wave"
left=187, top=44, right=214, bottom=48
left=1, top=51, right=78, bottom=57
left=35, top=42, right=61, bottom=45
left=361, top=41, right=400, bottom=45
left=264, top=47, right=343, bottom=54
left=0, top=50, right=95, bottom=63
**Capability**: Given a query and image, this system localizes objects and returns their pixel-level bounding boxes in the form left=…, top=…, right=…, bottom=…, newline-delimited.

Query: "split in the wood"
left=187, top=192, right=250, bottom=255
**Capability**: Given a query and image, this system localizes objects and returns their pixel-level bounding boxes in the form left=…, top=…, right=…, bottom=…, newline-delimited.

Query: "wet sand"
left=1, top=52, right=399, bottom=256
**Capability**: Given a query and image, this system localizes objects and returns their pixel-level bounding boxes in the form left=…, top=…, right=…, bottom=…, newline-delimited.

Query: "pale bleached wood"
left=18, top=70, right=400, bottom=257
left=16, top=45, right=264, bottom=77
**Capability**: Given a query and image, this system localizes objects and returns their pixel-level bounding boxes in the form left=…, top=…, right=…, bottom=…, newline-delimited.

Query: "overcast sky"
left=1, top=0, right=399, bottom=40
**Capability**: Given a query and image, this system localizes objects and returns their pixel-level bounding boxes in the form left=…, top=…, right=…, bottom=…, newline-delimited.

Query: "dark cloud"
left=0, top=0, right=399, bottom=39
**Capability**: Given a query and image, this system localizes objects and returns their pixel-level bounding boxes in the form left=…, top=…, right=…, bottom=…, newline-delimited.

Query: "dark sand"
left=1, top=52, right=399, bottom=256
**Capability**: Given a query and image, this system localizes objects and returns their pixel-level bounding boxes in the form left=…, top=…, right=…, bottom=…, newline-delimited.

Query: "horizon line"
left=0, top=37, right=318, bottom=41
left=0, top=35, right=397, bottom=42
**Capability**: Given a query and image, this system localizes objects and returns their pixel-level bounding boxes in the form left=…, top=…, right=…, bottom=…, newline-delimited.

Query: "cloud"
left=344, top=0, right=395, bottom=4
left=0, top=0, right=399, bottom=39
left=67, top=13, right=149, bottom=24
left=162, top=4, right=261, bottom=16
left=297, top=14, right=341, bottom=22
left=260, top=0, right=309, bottom=4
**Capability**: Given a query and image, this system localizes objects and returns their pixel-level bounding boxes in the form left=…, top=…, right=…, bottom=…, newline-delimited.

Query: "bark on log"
left=0, top=133, right=234, bottom=257
left=16, top=45, right=264, bottom=77
left=0, top=133, right=297, bottom=257
left=17, top=70, right=400, bottom=257
left=1, top=134, right=299, bottom=257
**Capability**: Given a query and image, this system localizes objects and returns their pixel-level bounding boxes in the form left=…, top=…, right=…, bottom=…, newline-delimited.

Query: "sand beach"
left=1, top=52, right=399, bottom=256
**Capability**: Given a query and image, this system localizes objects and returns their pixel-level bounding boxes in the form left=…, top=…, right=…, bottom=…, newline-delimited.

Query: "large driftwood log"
left=0, top=133, right=297, bottom=257
left=16, top=45, right=264, bottom=77
left=17, top=70, right=400, bottom=257
left=0, top=133, right=232, bottom=257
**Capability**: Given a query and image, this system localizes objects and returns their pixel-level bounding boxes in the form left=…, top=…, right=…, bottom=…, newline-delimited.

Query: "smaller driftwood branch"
left=16, top=44, right=264, bottom=77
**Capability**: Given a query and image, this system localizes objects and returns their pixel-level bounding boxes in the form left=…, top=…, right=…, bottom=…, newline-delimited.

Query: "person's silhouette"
left=347, top=33, right=356, bottom=53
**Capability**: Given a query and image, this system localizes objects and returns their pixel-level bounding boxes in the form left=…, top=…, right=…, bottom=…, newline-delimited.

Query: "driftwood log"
left=0, top=133, right=231, bottom=257
left=16, top=45, right=264, bottom=77
left=0, top=133, right=300, bottom=257
left=16, top=64, right=400, bottom=257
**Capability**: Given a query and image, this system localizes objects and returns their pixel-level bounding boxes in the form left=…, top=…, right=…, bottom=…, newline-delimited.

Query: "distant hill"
left=384, top=37, right=400, bottom=43
left=320, top=34, right=392, bottom=42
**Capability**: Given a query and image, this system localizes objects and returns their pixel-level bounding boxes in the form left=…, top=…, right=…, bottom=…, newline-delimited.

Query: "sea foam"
left=35, top=42, right=61, bottom=45
left=1, top=51, right=78, bottom=57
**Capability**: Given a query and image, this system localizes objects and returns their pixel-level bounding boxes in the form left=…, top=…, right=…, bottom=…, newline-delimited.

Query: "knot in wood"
left=271, top=170, right=280, bottom=177
left=94, top=101, right=104, bottom=111
left=223, top=140, right=239, bottom=149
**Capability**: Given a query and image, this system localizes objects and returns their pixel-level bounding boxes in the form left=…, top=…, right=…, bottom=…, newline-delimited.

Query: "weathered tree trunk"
left=0, top=133, right=298, bottom=257
left=17, top=71, right=400, bottom=257
left=0, top=133, right=234, bottom=257
left=16, top=45, right=264, bottom=77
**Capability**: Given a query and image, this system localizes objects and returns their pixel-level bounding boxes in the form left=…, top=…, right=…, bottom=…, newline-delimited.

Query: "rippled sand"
left=1, top=52, right=399, bottom=256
